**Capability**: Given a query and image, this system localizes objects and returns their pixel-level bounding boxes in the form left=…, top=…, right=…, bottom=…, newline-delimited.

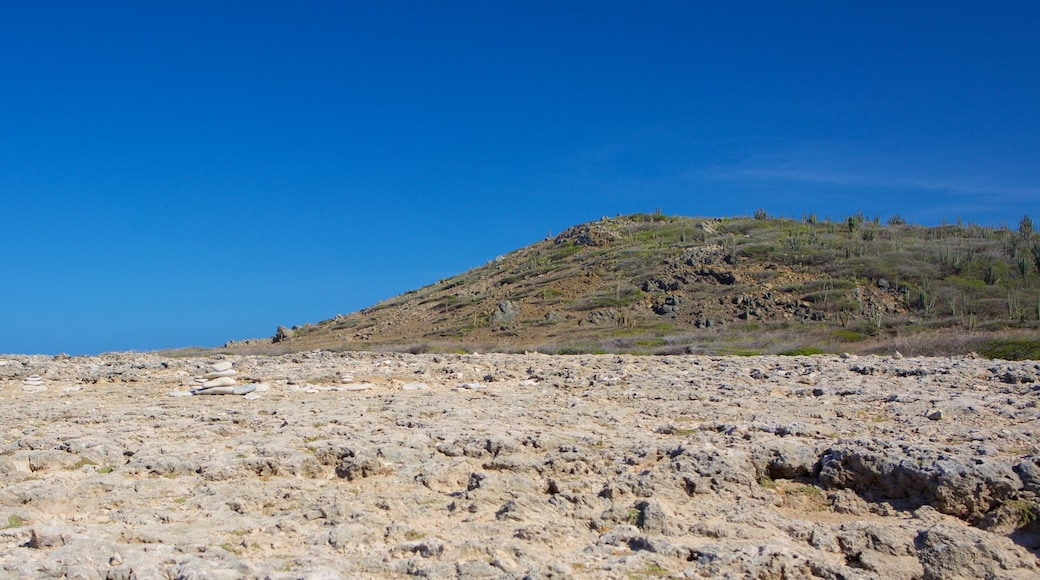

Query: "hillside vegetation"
left=227, top=213, right=1040, bottom=359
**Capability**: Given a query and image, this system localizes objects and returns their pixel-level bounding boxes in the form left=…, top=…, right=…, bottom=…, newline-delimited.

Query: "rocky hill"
left=227, top=213, right=1040, bottom=358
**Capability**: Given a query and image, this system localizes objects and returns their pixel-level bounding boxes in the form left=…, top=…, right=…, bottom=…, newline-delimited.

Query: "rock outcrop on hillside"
left=0, top=352, right=1037, bottom=578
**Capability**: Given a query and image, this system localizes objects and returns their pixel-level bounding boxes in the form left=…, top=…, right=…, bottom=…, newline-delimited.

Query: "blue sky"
left=2, top=2, right=1038, bottom=354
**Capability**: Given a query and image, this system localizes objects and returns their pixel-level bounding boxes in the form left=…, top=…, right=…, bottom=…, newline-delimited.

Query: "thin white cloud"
left=706, top=147, right=1040, bottom=201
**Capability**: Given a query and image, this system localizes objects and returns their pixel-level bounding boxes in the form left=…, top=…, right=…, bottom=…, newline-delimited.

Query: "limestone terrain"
left=0, top=351, right=1039, bottom=578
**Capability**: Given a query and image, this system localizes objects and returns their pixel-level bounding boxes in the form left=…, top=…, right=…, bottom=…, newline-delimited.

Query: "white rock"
left=202, top=369, right=237, bottom=379
left=343, top=383, right=374, bottom=391
left=401, top=382, right=430, bottom=391
left=453, top=383, right=484, bottom=390
left=209, top=361, right=234, bottom=372
left=232, top=384, right=257, bottom=395
left=202, top=377, right=237, bottom=388
left=168, top=391, right=193, bottom=397
left=243, top=393, right=260, bottom=401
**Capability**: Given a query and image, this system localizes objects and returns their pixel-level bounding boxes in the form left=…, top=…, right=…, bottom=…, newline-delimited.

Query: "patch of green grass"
left=627, top=508, right=641, bottom=526
left=721, top=348, right=763, bottom=356
left=634, top=338, right=666, bottom=348
left=549, top=242, right=583, bottom=262
left=651, top=322, right=675, bottom=334
left=68, top=458, right=97, bottom=470
left=6, top=515, right=26, bottom=529
left=1006, top=500, right=1038, bottom=528
left=555, top=347, right=608, bottom=355
left=780, top=346, right=827, bottom=356
left=832, top=329, right=869, bottom=342
left=979, top=339, right=1040, bottom=361
left=792, top=484, right=823, bottom=497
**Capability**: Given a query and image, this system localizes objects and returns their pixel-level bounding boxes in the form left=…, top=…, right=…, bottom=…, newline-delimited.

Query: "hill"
left=224, top=213, right=1040, bottom=358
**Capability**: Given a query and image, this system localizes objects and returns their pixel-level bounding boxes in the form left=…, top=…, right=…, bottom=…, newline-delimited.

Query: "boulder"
left=273, top=325, right=295, bottom=342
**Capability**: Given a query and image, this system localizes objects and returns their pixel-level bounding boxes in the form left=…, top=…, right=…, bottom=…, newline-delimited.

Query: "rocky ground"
left=0, top=351, right=1038, bottom=579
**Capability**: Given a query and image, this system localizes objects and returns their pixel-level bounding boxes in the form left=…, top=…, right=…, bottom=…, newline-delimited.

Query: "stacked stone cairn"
left=22, top=374, right=45, bottom=392
left=190, top=361, right=257, bottom=396
left=337, top=370, right=373, bottom=391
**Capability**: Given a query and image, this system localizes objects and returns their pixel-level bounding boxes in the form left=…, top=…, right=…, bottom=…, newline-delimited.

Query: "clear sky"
left=2, top=2, right=1038, bottom=355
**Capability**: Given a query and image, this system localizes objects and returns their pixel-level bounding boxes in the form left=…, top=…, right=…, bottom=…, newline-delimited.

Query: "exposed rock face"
left=489, top=300, right=518, bottom=327
left=273, top=325, right=295, bottom=343
left=0, top=351, right=1037, bottom=578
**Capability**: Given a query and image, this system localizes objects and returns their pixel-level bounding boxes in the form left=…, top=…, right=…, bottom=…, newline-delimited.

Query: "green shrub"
left=979, top=339, right=1040, bottom=361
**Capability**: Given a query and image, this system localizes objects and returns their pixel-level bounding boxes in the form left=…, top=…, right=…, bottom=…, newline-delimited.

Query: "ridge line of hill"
left=216, top=213, right=1040, bottom=359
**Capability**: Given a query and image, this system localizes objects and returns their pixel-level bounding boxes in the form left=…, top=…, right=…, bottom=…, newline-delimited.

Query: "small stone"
left=202, top=369, right=237, bottom=379
left=926, top=409, right=944, bottom=421
left=401, top=382, right=430, bottom=391
left=209, top=361, right=234, bottom=372
left=893, top=351, right=904, bottom=359
left=29, top=526, right=71, bottom=548
left=232, top=383, right=257, bottom=395
left=202, top=377, right=237, bottom=388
